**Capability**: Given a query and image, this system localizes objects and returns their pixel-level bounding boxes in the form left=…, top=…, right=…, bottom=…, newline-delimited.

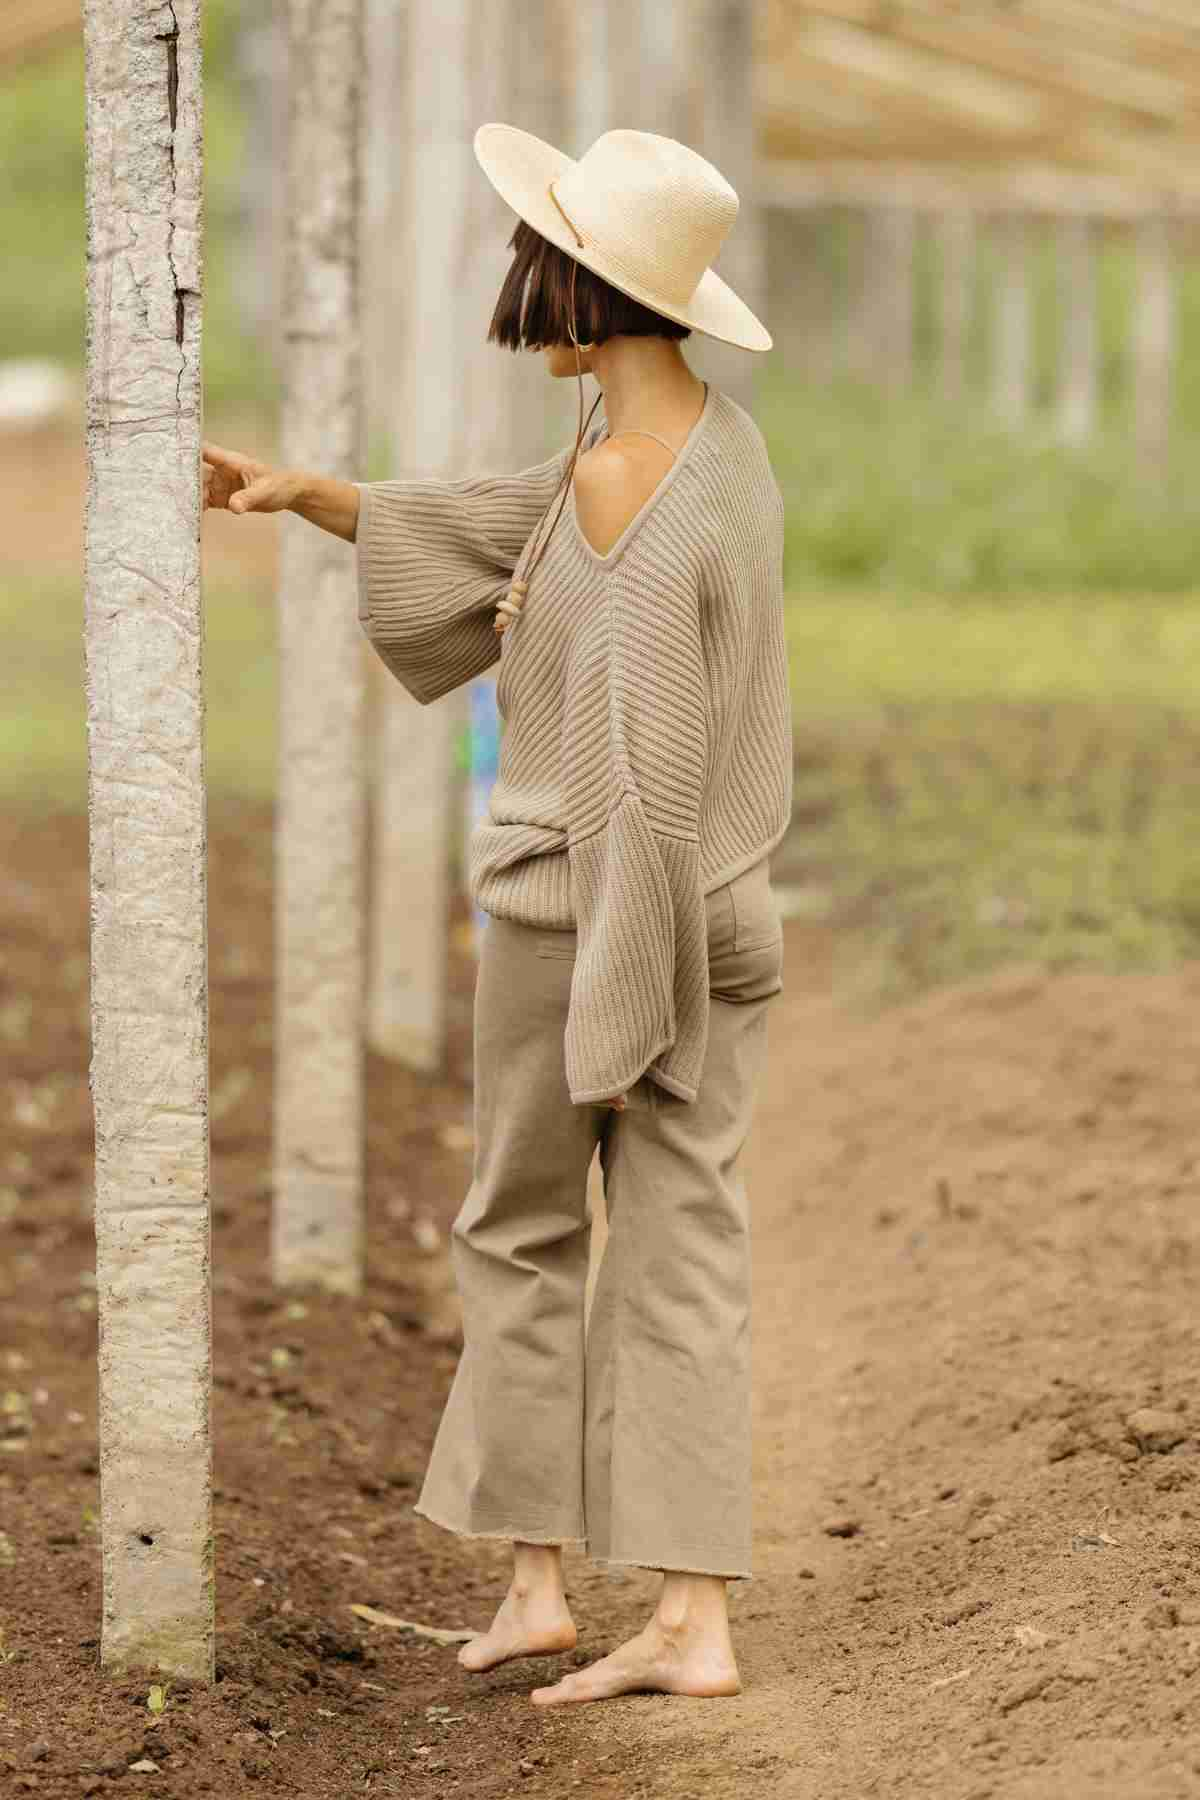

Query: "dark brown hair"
left=487, top=219, right=690, bottom=351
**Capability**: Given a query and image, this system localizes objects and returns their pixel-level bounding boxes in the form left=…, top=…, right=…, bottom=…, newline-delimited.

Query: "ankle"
left=656, top=1573, right=729, bottom=1637
left=510, top=1543, right=566, bottom=1600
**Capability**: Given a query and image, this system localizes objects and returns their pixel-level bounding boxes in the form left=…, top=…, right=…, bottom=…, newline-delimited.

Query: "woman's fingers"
left=201, top=439, right=255, bottom=476
left=200, top=444, right=296, bottom=516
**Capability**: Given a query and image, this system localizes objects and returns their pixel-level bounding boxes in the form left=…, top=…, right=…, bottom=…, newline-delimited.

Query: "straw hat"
left=473, top=123, right=772, bottom=354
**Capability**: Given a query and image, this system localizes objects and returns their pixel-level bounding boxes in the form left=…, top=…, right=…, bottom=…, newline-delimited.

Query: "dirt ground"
left=2, top=794, right=1198, bottom=1799
left=3, top=382, right=1197, bottom=1800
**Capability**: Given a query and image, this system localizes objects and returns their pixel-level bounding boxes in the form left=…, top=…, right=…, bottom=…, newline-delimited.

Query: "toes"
left=530, top=1674, right=574, bottom=1706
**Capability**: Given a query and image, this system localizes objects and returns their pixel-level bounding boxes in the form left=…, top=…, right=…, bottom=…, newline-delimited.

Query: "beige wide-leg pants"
left=413, top=854, right=784, bottom=1581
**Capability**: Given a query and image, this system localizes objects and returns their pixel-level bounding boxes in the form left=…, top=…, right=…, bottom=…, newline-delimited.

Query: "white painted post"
left=935, top=204, right=974, bottom=405
left=367, top=0, right=471, bottom=1074
left=690, top=0, right=764, bottom=413
left=608, top=0, right=690, bottom=141
left=272, top=0, right=368, bottom=1293
left=361, top=0, right=410, bottom=423
left=847, top=208, right=885, bottom=380
left=1133, top=209, right=1174, bottom=476
left=1057, top=213, right=1098, bottom=446
left=991, top=210, right=1033, bottom=428
left=82, top=0, right=212, bottom=1680
left=505, top=0, right=576, bottom=461
left=231, top=8, right=288, bottom=362
left=571, top=0, right=611, bottom=148
left=848, top=205, right=915, bottom=388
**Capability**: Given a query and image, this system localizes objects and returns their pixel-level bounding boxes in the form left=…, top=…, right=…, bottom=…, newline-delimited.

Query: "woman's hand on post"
left=607, top=1092, right=627, bottom=1111
left=202, top=442, right=301, bottom=516
left=203, top=441, right=361, bottom=543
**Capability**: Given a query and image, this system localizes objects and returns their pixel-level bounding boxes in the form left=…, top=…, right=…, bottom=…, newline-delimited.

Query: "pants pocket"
left=728, top=858, right=783, bottom=952
left=709, top=931, right=784, bottom=1005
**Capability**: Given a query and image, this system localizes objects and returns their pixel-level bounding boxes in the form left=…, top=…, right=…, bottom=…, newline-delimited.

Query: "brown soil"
left=3, top=809, right=1200, bottom=1800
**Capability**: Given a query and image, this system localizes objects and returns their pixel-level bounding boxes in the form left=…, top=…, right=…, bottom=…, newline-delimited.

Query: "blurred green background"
left=5, top=3, right=1200, bottom=1004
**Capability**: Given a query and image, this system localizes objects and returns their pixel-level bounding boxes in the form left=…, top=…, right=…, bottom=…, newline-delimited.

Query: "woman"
left=203, top=125, right=793, bottom=1706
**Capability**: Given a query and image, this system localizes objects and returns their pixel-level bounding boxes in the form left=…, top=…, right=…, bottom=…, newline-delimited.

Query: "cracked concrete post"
left=272, top=0, right=368, bottom=1293
left=82, top=0, right=213, bottom=1680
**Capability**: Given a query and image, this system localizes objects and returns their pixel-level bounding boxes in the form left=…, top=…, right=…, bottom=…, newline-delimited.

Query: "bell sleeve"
left=353, top=444, right=574, bottom=705
left=561, top=565, right=711, bottom=1106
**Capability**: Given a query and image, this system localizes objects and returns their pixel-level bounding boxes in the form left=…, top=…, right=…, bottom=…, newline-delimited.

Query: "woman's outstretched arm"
left=202, top=441, right=360, bottom=541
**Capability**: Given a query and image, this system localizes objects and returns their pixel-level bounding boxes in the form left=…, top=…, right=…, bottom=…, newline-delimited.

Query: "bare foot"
left=458, top=1576, right=578, bottom=1673
left=529, top=1611, right=740, bottom=1705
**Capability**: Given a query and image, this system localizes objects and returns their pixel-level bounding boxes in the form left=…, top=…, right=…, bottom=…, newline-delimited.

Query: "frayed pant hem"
left=589, top=1552, right=754, bottom=1583
left=412, top=1501, right=588, bottom=1548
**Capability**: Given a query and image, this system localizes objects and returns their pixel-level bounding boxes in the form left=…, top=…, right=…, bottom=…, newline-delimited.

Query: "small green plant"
left=147, top=1683, right=171, bottom=1715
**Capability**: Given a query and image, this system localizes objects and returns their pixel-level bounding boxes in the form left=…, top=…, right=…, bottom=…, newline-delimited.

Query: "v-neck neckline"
left=566, top=381, right=715, bottom=570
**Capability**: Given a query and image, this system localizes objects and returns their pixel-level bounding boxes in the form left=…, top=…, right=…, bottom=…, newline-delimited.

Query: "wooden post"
left=991, top=211, right=1033, bottom=428
left=848, top=205, right=915, bottom=388
left=82, top=0, right=213, bottom=1680
left=935, top=204, right=974, bottom=405
left=879, top=204, right=916, bottom=390
left=272, top=0, right=367, bottom=1293
left=1133, top=209, right=1174, bottom=475
left=766, top=206, right=827, bottom=379
left=1057, top=213, right=1098, bottom=446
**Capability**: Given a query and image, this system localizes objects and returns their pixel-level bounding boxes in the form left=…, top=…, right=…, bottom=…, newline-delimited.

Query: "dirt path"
left=573, top=930, right=1200, bottom=1798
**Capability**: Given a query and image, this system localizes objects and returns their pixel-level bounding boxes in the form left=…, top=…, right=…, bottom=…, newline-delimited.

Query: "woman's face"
left=542, top=342, right=597, bottom=379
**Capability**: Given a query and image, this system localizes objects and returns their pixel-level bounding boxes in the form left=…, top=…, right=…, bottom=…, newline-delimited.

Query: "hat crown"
left=553, top=130, right=739, bottom=309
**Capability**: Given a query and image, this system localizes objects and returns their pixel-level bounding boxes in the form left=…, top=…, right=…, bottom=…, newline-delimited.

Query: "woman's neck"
left=589, top=335, right=707, bottom=442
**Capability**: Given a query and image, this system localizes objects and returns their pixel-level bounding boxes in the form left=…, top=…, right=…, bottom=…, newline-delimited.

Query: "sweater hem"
left=646, top=1066, right=699, bottom=1103
left=569, top=1059, right=698, bottom=1109
left=569, top=1029, right=678, bottom=1107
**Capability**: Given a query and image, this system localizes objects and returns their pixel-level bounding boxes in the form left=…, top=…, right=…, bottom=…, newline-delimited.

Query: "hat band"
left=547, top=179, right=584, bottom=248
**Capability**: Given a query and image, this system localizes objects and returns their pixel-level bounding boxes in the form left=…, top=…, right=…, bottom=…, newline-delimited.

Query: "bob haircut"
left=488, top=218, right=691, bottom=351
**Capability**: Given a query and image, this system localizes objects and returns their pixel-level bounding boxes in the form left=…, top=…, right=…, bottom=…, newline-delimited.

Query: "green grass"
left=780, top=591, right=1200, bottom=1004
left=759, top=373, right=1200, bottom=595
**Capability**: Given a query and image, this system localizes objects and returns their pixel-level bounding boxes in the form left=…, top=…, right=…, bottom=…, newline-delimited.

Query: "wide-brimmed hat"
left=473, top=123, right=772, bottom=354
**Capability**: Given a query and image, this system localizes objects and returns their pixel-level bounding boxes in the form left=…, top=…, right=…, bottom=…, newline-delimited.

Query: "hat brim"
left=473, top=122, right=772, bottom=355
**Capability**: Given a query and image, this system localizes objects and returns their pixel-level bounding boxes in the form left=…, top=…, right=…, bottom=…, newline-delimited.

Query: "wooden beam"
left=760, top=160, right=1200, bottom=217
left=783, top=1, right=1192, bottom=126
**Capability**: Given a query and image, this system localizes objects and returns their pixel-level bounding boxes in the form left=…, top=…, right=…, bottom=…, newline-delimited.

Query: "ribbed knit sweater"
left=354, top=382, right=793, bottom=1106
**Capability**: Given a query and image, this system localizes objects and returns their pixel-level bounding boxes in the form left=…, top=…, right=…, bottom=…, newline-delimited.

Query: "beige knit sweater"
left=354, top=382, right=793, bottom=1106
